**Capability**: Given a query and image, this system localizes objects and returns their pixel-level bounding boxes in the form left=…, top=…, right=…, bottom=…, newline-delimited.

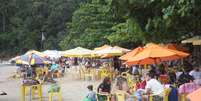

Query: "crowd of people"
left=83, top=61, right=201, bottom=101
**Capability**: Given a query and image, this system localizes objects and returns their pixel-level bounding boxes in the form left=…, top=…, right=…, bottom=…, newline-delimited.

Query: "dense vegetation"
left=0, top=0, right=201, bottom=58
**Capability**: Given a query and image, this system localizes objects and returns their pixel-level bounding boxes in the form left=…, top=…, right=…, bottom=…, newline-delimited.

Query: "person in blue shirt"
left=86, top=85, right=96, bottom=101
left=50, top=62, right=59, bottom=72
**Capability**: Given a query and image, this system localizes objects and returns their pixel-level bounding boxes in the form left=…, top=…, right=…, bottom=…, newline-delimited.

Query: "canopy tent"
left=119, top=47, right=143, bottom=60
left=181, top=36, right=201, bottom=44
left=94, top=44, right=112, bottom=51
left=61, top=47, right=94, bottom=57
left=126, top=43, right=189, bottom=65
left=187, top=88, right=201, bottom=101
left=113, top=46, right=131, bottom=53
left=42, top=50, right=61, bottom=59
left=94, top=47, right=123, bottom=57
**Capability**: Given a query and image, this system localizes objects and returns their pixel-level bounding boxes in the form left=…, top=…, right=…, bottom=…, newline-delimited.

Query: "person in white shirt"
left=145, top=72, right=164, bottom=101
left=189, top=67, right=201, bottom=80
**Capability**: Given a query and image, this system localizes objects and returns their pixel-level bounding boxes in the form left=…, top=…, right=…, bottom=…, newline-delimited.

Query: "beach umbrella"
left=162, top=43, right=188, bottom=52
left=119, top=47, right=143, bottom=60
left=181, top=36, right=201, bottom=44
left=113, top=46, right=131, bottom=53
left=94, top=47, right=123, bottom=56
left=61, top=47, right=94, bottom=57
left=94, top=44, right=112, bottom=51
left=187, top=88, right=201, bottom=101
left=42, top=50, right=60, bottom=59
left=17, top=53, right=50, bottom=65
left=25, top=50, right=48, bottom=58
left=164, top=44, right=177, bottom=50
left=125, top=43, right=189, bottom=65
left=193, top=40, right=201, bottom=45
left=9, top=56, right=20, bottom=63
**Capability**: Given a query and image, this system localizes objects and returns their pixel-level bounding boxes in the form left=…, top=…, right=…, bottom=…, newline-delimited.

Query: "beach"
left=0, top=64, right=100, bottom=101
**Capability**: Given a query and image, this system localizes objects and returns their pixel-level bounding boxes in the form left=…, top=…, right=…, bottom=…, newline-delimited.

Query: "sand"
left=0, top=64, right=101, bottom=101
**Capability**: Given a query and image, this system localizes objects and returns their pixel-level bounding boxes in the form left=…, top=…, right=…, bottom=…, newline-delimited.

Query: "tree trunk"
left=2, top=12, right=6, bottom=32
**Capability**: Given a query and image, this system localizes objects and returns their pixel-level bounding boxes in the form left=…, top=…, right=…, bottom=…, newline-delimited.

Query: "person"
left=189, top=67, right=201, bottom=80
left=176, top=68, right=183, bottom=80
left=131, top=65, right=139, bottom=75
left=97, top=77, right=111, bottom=94
left=50, top=62, right=59, bottom=72
left=178, top=71, right=194, bottom=86
left=112, top=76, right=133, bottom=101
left=144, top=72, right=164, bottom=101
left=135, top=75, right=146, bottom=90
left=168, top=70, right=176, bottom=85
left=113, top=56, right=120, bottom=71
left=85, top=85, right=96, bottom=101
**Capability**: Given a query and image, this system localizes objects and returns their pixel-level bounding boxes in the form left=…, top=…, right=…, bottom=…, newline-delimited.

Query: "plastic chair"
left=178, top=93, right=189, bottom=101
left=84, top=69, right=95, bottom=81
left=163, top=88, right=171, bottom=101
left=100, top=69, right=109, bottom=79
left=148, top=88, right=171, bottom=101
left=115, top=91, right=126, bottom=101
left=48, top=82, right=62, bottom=101
left=121, top=72, right=134, bottom=88
left=21, top=84, right=42, bottom=101
left=97, top=93, right=110, bottom=101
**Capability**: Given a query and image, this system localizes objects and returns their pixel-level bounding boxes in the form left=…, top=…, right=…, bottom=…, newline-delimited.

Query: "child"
left=86, top=85, right=96, bottom=101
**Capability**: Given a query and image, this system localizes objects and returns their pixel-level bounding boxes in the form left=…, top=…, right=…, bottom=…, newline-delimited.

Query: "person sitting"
left=189, top=67, right=201, bottom=80
left=97, top=77, right=111, bottom=94
left=113, top=76, right=134, bottom=101
left=176, top=68, right=183, bottom=80
left=178, top=71, right=194, bottom=86
left=85, top=85, right=96, bottom=101
left=167, top=70, right=176, bottom=85
left=137, top=72, right=164, bottom=101
left=135, top=76, right=146, bottom=90
left=50, top=62, right=59, bottom=72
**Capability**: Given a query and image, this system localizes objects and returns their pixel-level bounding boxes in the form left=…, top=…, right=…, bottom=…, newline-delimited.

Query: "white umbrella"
left=94, top=47, right=123, bottom=56
left=61, top=47, right=94, bottom=57
left=42, top=50, right=61, bottom=59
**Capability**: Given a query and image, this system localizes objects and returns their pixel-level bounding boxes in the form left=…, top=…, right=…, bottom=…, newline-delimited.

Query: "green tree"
left=60, top=0, right=117, bottom=49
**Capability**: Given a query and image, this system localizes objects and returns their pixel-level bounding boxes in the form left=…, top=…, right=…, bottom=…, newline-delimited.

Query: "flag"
left=41, top=32, right=45, bottom=41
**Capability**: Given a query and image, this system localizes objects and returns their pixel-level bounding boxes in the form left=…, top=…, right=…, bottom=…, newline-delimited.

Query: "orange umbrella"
left=126, top=43, right=189, bottom=65
left=165, top=43, right=177, bottom=50
left=119, top=47, right=143, bottom=60
left=164, top=43, right=188, bottom=52
left=187, top=88, right=201, bottom=101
